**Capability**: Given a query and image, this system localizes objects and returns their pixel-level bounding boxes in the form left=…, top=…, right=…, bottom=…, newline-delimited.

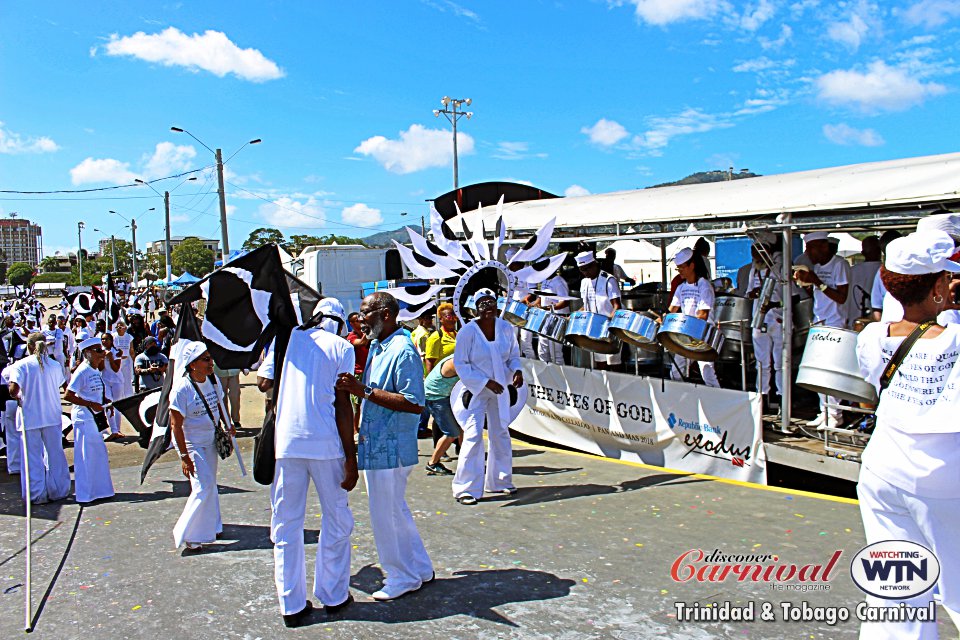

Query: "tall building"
left=146, top=235, right=219, bottom=255
left=0, top=215, right=42, bottom=267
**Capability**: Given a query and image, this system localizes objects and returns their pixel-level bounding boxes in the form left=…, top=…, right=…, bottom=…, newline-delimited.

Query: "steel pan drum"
left=564, top=311, right=621, bottom=354
left=796, top=326, right=878, bottom=404
left=792, top=297, right=813, bottom=351
left=540, top=313, right=569, bottom=342
left=714, top=295, right=753, bottom=361
left=503, top=299, right=529, bottom=327
left=524, top=307, right=550, bottom=335
left=657, top=313, right=724, bottom=362
left=609, top=309, right=660, bottom=350
left=464, top=294, right=477, bottom=318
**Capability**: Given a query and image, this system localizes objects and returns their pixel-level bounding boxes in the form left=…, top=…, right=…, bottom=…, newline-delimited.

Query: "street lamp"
left=77, top=222, right=85, bottom=286
left=433, top=96, right=473, bottom=190
left=400, top=211, right=425, bottom=236
left=109, top=207, right=154, bottom=284
left=170, top=126, right=261, bottom=264
left=93, top=228, right=118, bottom=272
left=135, top=178, right=196, bottom=282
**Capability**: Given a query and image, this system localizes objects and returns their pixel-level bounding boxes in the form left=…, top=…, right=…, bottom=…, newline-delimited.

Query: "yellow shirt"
left=425, top=328, right=457, bottom=364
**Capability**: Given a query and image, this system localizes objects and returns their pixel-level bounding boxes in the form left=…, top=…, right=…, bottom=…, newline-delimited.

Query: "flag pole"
left=21, top=409, right=33, bottom=632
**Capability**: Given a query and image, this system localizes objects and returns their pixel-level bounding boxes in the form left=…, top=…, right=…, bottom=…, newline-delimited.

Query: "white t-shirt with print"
left=580, top=272, right=622, bottom=317
left=170, top=376, right=224, bottom=447
left=67, top=361, right=106, bottom=423
left=811, top=255, right=849, bottom=327
left=670, top=277, right=715, bottom=321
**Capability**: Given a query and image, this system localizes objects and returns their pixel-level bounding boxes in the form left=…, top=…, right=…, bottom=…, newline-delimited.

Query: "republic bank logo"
left=667, top=413, right=678, bottom=430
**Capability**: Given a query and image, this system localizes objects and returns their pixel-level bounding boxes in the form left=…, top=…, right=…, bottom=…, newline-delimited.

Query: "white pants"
left=364, top=466, right=433, bottom=596
left=272, top=458, right=353, bottom=613
left=537, top=336, right=565, bottom=365
left=857, top=467, right=960, bottom=640
left=20, top=424, right=71, bottom=503
left=670, top=355, right=719, bottom=387
left=452, top=391, right=514, bottom=498
left=119, top=361, right=134, bottom=399
left=819, top=393, right=843, bottom=421
left=103, top=378, right=123, bottom=434
left=752, top=324, right=783, bottom=395
left=73, top=417, right=114, bottom=503
left=518, top=328, right=536, bottom=359
left=172, top=441, right=221, bottom=547
left=219, top=375, right=241, bottom=423
left=4, top=400, right=21, bottom=474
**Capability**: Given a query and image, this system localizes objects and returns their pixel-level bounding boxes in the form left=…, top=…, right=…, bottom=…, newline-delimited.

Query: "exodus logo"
left=671, top=548, right=843, bottom=584
left=850, top=541, right=941, bottom=600
left=680, top=427, right=752, bottom=467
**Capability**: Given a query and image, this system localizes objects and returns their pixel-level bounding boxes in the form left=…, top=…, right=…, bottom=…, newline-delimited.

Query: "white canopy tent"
left=451, top=152, right=960, bottom=233
left=828, top=232, right=863, bottom=258
left=601, top=238, right=667, bottom=284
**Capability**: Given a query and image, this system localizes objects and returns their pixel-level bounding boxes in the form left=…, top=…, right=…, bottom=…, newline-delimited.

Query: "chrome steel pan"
left=656, top=313, right=723, bottom=362
left=503, top=299, right=529, bottom=327
left=609, top=309, right=660, bottom=350
left=796, top=326, right=878, bottom=403
left=563, top=311, right=620, bottom=354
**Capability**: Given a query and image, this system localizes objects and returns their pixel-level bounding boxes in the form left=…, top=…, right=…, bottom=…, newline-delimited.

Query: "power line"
left=0, top=167, right=211, bottom=194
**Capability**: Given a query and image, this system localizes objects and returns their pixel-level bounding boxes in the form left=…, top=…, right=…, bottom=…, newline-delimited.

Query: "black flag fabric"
left=284, top=271, right=322, bottom=325
left=67, top=289, right=105, bottom=316
left=113, top=387, right=162, bottom=441
left=138, top=307, right=202, bottom=483
left=167, top=244, right=299, bottom=370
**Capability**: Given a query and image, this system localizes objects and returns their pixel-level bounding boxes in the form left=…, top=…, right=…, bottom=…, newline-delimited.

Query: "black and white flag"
left=113, top=387, right=162, bottom=440
left=66, top=289, right=105, bottom=316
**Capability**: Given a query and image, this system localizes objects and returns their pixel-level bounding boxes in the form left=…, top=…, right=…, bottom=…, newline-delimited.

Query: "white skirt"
left=172, top=441, right=222, bottom=547
left=73, top=417, right=115, bottom=503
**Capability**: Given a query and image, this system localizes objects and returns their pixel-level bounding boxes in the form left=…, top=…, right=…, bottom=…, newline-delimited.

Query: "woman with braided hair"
left=7, top=333, right=70, bottom=503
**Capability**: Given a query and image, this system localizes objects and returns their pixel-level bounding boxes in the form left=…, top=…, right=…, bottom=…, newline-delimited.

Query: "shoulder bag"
left=189, top=376, right=234, bottom=459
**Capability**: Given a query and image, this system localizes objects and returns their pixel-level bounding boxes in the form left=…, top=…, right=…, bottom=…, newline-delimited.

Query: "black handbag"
left=252, top=405, right=276, bottom=485
left=93, top=372, right=110, bottom=432
left=189, top=376, right=233, bottom=460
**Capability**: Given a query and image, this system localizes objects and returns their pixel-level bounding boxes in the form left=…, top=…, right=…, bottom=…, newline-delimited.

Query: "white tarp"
left=456, top=152, right=960, bottom=232
left=828, top=232, right=862, bottom=257
left=514, top=360, right=766, bottom=484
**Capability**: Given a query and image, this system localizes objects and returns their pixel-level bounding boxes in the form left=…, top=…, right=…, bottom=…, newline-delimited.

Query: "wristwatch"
left=363, top=385, right=374, bottom=399
left=818, top=283, right=829, bottom=292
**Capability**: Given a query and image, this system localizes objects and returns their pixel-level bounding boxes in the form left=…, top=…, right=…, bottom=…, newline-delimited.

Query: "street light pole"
left=171, top=127, right=260, bottom=266
left=164, top=191, right=172, bottom=281
left=110, top=235, right=117, bottom=272
left=130, top=219, right=139, bottom=284
left=433, top=97, right=473, bottom=190
left=77, top=222, right=84, bottom=286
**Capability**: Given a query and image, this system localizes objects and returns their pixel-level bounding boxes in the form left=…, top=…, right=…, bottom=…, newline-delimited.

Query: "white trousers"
left=752, top=325, right=783, bottom=395
left=103, top=378, right=123, bottom=434
left=537, top=336, right=565, bottom=365
left=4, top=400, right=21, bottom=474
left=73, top=417, right=114, bottom=503
left=451, top=391, right=514, bottom=498
left=364, top=466, right=433, bottom=595
left=20, top=424, right=71, bottom=503
left=172, top=441, right=221, bottom=547
left=857, top=467, right=960, bottom=640
left=819, top=393, right=843, bottom=421
left=272, top=458, right=353, bottom=614
left=670, top=355, right=720, bottom=387
left=518, top=328, right=536, bottom=359
left=119, top=361, right=134, bottom=399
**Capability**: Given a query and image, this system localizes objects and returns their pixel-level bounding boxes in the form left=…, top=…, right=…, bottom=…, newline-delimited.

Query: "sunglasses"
left=89, top=347, right=105, bottom=354
left=477, top=298, right=498, bottom=310
left=358, top=307, right=386, bottom=320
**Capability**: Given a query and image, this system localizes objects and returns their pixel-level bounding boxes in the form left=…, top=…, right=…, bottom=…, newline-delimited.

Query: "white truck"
left=294, top=244, right=403, bottom=315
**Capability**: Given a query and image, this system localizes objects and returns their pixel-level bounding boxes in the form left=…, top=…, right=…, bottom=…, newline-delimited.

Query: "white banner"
left=514, top=360, right=767, bottom=484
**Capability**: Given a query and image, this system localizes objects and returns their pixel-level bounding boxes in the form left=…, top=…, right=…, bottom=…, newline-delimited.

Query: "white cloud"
left=733, top=57, right=777, bottom=73
left=0, top=122, right=59, bottom=154
left=631, top=108, right=734, bottom=155
left=258, top=197, right=325, bottom=227
left=581, top=118, right=630, bottom=146
left=99, top=27, right=284, bottom=82
left=564, top=185, right=591, bottom=198
left=816, top=61, right=947, bottom=112
left=901, top=0, right=960, bottom=27
left=142, top=142, right=196, bottom=177
left=341, top=203, right=384, bottom=228
left=354, top=124, right=475, bottom=174
left=822, top=123, right=885, bottom=146
left=421, top=0, right=481, bottom=22
left=826, top=1, right=880, bottom=51
left=738, top=0, right=776, bottom=30
left=759, top=23, right=793, bottom=50
left=492, top=141, right=547, bottom=160
left=70, top=157, right=138, bottom=185
left=625, top=0, right=726, bottom=25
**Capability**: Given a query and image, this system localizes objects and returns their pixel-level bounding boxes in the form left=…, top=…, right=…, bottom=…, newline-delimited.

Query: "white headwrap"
left=313, top=297, right=346, bottom=336
left=175, top=340, right=210, bottom=379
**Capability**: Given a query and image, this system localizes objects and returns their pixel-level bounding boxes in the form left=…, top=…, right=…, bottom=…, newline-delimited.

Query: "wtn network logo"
left=850, top=541, right=940, bottom=600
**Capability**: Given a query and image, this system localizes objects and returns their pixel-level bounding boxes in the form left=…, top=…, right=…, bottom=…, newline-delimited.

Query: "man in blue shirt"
left=336, top=292, right=434, bottom=601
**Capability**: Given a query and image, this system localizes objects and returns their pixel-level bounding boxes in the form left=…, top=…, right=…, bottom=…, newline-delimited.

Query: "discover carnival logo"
left=672, top=548, right=842, bottom=588
left=850, top=540, right=941, bottom=600
left=667, top=413, right=751, bottom=468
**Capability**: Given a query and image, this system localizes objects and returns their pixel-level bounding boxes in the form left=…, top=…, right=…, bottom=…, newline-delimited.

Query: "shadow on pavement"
left=512, top=465, right=582, bottom=476
left=499, top=472, right=711, bottom=508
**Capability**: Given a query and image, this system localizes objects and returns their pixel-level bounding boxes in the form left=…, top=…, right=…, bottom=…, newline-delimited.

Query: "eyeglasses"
left=358, top=307, right=386, bottom=320
left=477, top=298, right=498, bottom=310
left=89, top=347, right=105, bottom=354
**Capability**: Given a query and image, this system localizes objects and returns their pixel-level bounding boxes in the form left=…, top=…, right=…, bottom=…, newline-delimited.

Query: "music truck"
left=294, top=243, right=402, bottom=315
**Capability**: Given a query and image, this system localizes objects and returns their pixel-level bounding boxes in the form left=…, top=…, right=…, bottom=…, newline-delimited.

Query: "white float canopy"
left=452, top=152, right=960, bottom=233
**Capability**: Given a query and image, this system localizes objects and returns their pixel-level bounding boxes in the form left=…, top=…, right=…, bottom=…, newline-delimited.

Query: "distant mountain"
left=647, top=170, right=761, bottom=189
left=362, top=227, right=409, bottom=247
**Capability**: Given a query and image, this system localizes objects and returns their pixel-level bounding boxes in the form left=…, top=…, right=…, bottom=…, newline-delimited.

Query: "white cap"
left=885, top=231, right=960, bottom=275
left=474, top=288, right=497, bottom=301
left=803, top=231, right=829, bottom=243
left=78, top=337, right=102, bottom=352
left=179, top=341, right=209, bottom=368
left=504, top=247, right=519, bottom=261
left=673, top=247, right=694, bottom=266
left=126, top=307, right=143, bottom=316
left=575, top=251, right=596, bottom=267
left=917, top=213, right=960, bottom=243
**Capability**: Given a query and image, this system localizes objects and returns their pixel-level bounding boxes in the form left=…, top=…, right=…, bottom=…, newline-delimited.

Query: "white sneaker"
left=823, top=414, right=843, bottom=430
left=806, top=413, right=826, bottom=427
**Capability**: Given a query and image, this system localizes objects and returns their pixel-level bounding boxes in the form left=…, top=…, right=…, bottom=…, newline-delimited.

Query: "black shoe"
left=425, top=463, right=453, bottom=476
left=324, top=594, right=353, bottom=615
left=282, top=601, right=314, bottom=628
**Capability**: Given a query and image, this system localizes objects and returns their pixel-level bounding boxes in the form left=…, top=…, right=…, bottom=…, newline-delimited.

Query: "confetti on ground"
left=131, top=605, right=141, bottom=611
left=794, top=513, right=805, bottom=518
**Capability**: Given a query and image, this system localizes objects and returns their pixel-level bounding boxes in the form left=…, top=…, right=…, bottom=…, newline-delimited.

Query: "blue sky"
left=2, top=0, right=959, bottom=257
